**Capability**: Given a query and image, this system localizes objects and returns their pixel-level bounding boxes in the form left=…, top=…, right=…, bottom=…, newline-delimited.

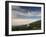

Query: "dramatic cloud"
left=12, top=6, right=41, bottom=26
left=12, top=6, right=41, bottom=19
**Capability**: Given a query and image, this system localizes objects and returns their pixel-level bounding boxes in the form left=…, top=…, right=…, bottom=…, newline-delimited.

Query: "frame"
left=5, top=1, right=45, bottom=36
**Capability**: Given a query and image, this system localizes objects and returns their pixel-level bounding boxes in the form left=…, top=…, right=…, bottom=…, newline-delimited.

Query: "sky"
left=12, top=6, right=41, bottom=26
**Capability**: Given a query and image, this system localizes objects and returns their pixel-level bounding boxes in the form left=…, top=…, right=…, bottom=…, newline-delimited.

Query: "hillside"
left=29, top=20, right=41, bottom=30
left=12, top=20, right=41, bottom=31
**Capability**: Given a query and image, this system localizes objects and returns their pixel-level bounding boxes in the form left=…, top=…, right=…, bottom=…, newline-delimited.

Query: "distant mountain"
left=12, top=20, right=41, bottom=31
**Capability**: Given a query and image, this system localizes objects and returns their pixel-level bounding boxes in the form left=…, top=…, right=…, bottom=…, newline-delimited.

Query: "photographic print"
left=5, top=1, right=45, bottom=36
left=12, top=6, right=41, bottom=31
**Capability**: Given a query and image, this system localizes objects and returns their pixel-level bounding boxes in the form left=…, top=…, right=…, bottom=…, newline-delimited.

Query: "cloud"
left=12, top=10, right=41, bottom=19
left=12, top=19, right=32, bottom=26
left=12, top=18, right=40, bottom=26
left=12, top=6, right=41, bottom=26
left=12, top=6, right=41, bottom=19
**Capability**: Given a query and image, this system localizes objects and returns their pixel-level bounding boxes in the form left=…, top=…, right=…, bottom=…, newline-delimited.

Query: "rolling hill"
left=12, top=20, right=41, bottom=31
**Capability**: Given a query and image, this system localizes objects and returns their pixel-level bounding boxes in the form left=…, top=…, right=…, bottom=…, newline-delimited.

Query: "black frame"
left=5, top=1, right=45, bottom=36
